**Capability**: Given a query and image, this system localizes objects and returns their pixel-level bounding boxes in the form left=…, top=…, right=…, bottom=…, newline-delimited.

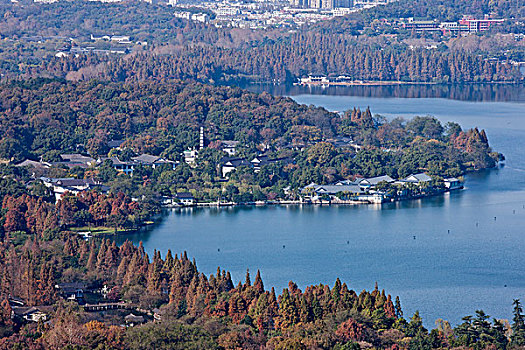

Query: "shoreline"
left=167, top=187, right=463, bottom=210
left=293, top=80, right=523, bottom=87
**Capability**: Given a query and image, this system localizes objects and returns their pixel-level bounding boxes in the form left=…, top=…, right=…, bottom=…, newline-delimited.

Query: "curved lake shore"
left=113, top=85, right=525, bottom=327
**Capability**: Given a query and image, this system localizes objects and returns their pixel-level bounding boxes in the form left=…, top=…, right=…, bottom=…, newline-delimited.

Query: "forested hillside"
left=0, top=0, right=522, bottom=83
left=0, top=79, right=337, bottom=161
left=0, top=78, right=497, bottom=170
left=0, top=227, right=524, bottom=349
left=86, top=39, right=523, bottom=83
left=0, top=1, right=190, bottom=40
left=10, top=39, right=523, bottom=84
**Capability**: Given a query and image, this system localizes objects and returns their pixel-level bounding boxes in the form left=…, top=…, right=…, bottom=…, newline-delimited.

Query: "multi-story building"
left=458, top=14, right=504, bottom=32
left=214, top=7, right=241, bottom=16
left=400, top=18, right=440, bottom=31
left=353, top=0, right=392, bottom=7
left=290, top=0, right=352, bottom=10
left=440, top=15, right=504, bottom=34
left=334, top=0, right=352, bottom=8
left=332, top=7, right=354, bottom=16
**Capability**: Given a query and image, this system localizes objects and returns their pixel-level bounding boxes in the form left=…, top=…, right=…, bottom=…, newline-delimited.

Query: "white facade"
left=214, top=7, right=241, bottom=16
left=184, top=149, right=198, bottom=165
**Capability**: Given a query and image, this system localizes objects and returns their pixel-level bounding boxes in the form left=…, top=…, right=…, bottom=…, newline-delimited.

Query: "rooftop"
left=174, top=192, right=195, bottom=199
left=132, top=154, right=162, bottom=164
left=60, top=153, right=96, bottom=164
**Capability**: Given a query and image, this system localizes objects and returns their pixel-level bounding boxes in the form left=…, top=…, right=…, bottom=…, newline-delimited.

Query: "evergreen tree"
left=254, top=270, right=264, bottom=294
left=395, top=296, right=403, bottom=318
left=492, top=318, right=509, bottom=349
left=406, top=311, right=427, bottom=337
left=244, top=269, right=251, bottom=288
left=511, top=299, right=525, bottom=347
left=454, top=315, right=477, bottom=347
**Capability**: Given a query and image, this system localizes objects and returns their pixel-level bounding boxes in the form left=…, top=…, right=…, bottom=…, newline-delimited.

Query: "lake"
left=115, top=84, right=525, bottom=327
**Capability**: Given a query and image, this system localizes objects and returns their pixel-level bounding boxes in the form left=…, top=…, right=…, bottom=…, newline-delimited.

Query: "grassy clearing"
left=69, top=226, right=137, bottom=235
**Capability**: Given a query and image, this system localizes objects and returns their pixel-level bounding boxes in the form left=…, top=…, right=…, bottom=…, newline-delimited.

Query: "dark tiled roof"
left=221, top=141, right=240, bottom=147
left=105, top=157, right=134, bottom=166
left=175, top=192, right=194, bottom=199
left=362, top=175, right=395, bottom=185
left=404, top=173, right=432, bottom=182
left=55, top=282, right=86, bottom=294
left=56, top=178, right=96, bottom=187
left=15, top=160, right=48, bottom=169
left=222, top=158, right=251, bottom=167
left=60, top=154, right=95, bottom=164
left=108, top=140, right=124, bottom=148
left=12, top=307, right=43, bottom=317
left=132, top=154, right=161, bottom=164
left=125, top=313, right=145, bottom=323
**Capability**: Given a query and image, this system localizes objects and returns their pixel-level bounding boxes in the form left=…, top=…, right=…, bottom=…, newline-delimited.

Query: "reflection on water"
left=245, top=83, right=525, bottom=103
left=113, top=89, right=525, bottom=327
left=113, top=167, right=525, bottom=327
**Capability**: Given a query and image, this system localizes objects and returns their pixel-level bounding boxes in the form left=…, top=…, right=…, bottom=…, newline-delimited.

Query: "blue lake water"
left=115, top=84, right=525, bottom=327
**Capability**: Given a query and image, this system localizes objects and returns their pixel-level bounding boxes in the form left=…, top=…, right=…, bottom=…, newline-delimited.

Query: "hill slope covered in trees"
left=0, top=0, right=523, bottom=83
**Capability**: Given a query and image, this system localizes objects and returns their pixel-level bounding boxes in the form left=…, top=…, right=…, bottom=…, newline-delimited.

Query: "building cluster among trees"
left=0, top=79, right=500, bottom=207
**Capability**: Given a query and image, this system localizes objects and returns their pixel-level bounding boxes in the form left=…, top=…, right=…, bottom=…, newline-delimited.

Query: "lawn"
left=69, top=226, right=137, bottom=235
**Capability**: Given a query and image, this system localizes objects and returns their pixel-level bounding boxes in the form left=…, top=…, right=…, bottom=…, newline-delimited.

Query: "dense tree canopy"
left=0, top=0, right=522, bottom=83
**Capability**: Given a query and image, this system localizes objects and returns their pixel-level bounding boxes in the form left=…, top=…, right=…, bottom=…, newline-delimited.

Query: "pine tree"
left=299, top=295, right=312, bottom=323
left=511, top=299, right=525, bottom=346
left=163, top=250, right=174, bottom=272
left=169, top=271, right=185, bottom=307
left=254, top=270, right=264, bottom=294
left=406, top=311, right=426, bottom=337
left=95, top=239, right=108, bottom=271
left=276, top=289, right=298, bottom=329
left=244, top=269, right=251, bottom=288
left=492, top=319, right=509, bottom=349
left=395, top=296, right=403, bottom=318
left=312, top=295, right=322, bottom=320
left=251, top=292, right=270, bottom=331
left=146, top=257, right=162, bottom=296
left=332, top=278, right=342, bottom=309
left=78, top=239, right=89, bottom=264
left=116, top=256, right=130, bottom=284
left=225, top=272, right=234, bottom=291
left=384, top=295, right=396, bottom=318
